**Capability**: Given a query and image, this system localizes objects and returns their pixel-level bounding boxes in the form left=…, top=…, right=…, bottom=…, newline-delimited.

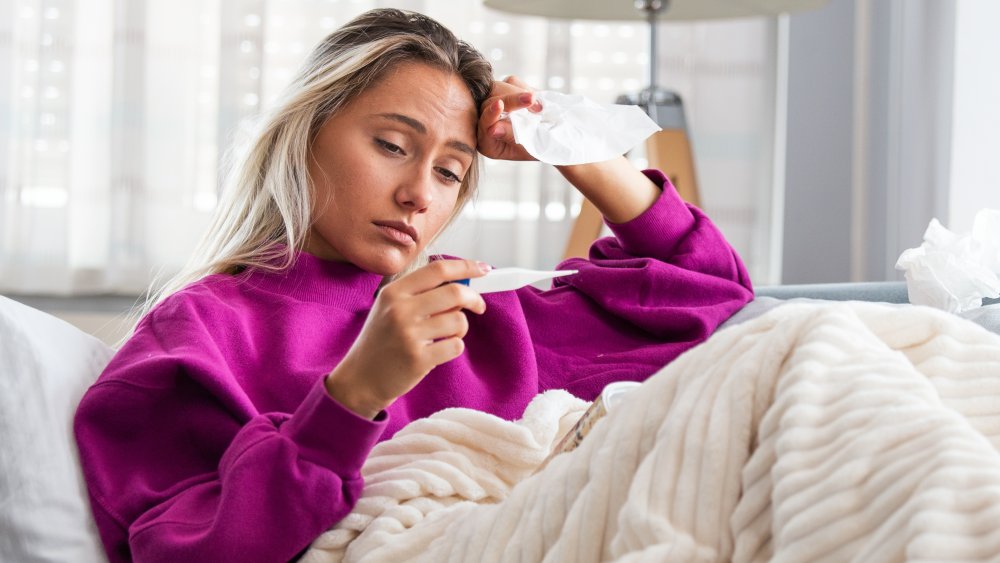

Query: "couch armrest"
left=755, top=281, right=1000, bottom=306
left=755, top=281, right=909, bottom=303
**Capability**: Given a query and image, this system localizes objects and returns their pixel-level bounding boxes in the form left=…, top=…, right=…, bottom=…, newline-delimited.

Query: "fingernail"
left=477, top=261, right=492, bottom=273
left=495, top=99, right=504, bottom=112
left=492, top=124, right=505, bottom=138
left=530, top=101, right=543, bottom=112
left=518, top=92, right=533, bottom=104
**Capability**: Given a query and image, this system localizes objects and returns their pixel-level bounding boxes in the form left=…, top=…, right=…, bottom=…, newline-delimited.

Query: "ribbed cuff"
left=282, top=377, right=388, bottom=477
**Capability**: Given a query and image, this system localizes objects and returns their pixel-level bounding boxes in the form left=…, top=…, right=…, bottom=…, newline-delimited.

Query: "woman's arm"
left=521, top=170, right=755, bottom=399
left=555, top=157, right=660, bottom=224
left=74, top=304, right=386, bottom=563
left=477, top=76, right=753, bottom=400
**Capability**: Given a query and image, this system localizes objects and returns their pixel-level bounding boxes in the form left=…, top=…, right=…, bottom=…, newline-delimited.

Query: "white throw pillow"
left=0, top=295, right=113, bottom=562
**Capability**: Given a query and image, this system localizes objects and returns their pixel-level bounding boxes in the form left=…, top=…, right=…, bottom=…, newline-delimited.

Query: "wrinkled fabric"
left=74, top=171, right=753, bottom=563
left=306, top=302, right=1000, bottom=562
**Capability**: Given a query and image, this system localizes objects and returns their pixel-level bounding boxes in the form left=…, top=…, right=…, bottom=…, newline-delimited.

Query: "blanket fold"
left=304, top=302, right=1000, bottom=562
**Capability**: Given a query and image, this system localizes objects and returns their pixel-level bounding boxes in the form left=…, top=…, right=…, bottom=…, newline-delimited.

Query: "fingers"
left=341, top=264, right=490, bottom=409
left=502, top=75, right=541, bottom=112
left=397, top=297, right=475, bottom=370
left=390, top=259, right=490, bottom=296
left=480, top=94, right=539, bottom=142
left=424, top=305, right=485, bottom=365
left=417, top=281, right=487, bottom=317
left=482, top=76, right=542, bottom=115
left=500, top=90, right=541, bottom=114
left=481, top=97, right=506, bottom=139
left=478, top=75, right=542, bottom=161
left=423, top=307, right=471, bottom=341
left=426, top=335, right=465, bottom=367
left=503, top=75, right=533, bottom=90
left=380, top=259, right=488, bottom=326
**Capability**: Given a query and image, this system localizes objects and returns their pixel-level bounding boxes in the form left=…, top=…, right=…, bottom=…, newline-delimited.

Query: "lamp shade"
left=482, top=0, right=829, bottom=21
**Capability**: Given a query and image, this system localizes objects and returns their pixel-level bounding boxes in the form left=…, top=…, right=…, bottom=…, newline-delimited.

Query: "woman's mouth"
left=373, top=221, right=418, bottom=247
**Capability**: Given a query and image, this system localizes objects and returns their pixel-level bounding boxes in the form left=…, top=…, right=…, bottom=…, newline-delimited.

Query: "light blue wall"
left=781, top=0, right=956, bottom=283
left=782, top=0, right=854, bottom=283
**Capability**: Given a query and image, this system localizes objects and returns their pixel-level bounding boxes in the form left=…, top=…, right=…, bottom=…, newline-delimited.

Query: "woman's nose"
left=395, top=169, right=433, bottom=212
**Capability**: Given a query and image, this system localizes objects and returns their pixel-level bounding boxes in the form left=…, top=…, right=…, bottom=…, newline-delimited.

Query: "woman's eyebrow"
left=374, top=112, right=475, bottom=156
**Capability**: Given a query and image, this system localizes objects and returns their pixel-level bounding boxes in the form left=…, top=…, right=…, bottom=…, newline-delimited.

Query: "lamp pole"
left=635, top=0, right=668, bottom=122
left=637, top=0, right=667, bottom=95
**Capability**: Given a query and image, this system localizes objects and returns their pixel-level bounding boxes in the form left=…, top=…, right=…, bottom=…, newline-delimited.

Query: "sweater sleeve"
left=562, top=169, right=754, bottom=333
left=519, top=169, right=754, bottom=398
left=73, top=311, right=387, bottom=563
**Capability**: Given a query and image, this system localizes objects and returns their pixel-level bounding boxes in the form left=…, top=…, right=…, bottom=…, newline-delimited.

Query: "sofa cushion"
left=0, top=295, right=112, bottom=562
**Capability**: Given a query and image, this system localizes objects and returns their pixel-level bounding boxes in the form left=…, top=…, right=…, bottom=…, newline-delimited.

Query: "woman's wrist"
left=324, top=365, right=384, bottom=420
left=556, top=156, right=660, bottom=224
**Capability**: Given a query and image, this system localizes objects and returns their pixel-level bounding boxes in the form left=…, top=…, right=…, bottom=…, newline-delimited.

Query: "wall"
left=781, top=0, right=854, bottom=283
left=781, top=0, right=958, bottom=284
left=949, top=0, right=1000, bottom=229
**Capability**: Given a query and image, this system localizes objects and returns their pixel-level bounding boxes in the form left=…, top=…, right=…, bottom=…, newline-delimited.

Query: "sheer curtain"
left=0, top=0, right=777, bottom=295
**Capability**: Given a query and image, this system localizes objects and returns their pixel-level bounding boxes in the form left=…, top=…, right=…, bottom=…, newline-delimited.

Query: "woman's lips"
left=374, top=222, right=417, bottom=247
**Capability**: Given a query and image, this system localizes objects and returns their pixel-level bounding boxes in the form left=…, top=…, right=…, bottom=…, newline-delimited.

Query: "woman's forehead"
left=357, top=62, right=478, bottom=140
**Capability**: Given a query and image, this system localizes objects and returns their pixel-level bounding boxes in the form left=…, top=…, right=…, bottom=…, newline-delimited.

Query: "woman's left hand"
left=477, top=75, right=541, bottom=161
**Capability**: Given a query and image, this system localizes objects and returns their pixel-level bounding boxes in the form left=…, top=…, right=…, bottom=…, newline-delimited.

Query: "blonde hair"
left=130, top=9, right=493, bottom=334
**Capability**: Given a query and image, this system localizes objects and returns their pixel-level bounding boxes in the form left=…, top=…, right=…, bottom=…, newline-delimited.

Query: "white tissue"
left=895, top=209, right=1000, bottom=313
left=508, top=90, right=661, bottom=166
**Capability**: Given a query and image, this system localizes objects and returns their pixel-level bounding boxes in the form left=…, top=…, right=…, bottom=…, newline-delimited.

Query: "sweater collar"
left=245, top=247, right=384, bottom=311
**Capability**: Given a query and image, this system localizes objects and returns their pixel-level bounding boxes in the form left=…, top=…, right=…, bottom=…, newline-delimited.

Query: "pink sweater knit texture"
left=74, top=171, right=753, bottom=562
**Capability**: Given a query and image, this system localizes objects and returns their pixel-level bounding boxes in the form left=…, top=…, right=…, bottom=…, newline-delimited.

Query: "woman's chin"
left=353, top=252, right=412, bottom=277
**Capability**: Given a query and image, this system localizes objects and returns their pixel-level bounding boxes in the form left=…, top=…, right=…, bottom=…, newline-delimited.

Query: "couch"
left=2, top=282, right=998, bottom=562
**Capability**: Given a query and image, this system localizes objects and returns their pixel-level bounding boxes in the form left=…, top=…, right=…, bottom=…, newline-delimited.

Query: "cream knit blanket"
left=303, top=302, right=1000, bottom=562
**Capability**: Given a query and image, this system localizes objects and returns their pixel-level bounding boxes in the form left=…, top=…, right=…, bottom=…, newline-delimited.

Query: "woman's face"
left=305, top=61, right=478, bottom=275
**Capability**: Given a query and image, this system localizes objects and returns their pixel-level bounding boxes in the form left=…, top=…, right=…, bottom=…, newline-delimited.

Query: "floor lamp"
left=482, top=0, right=829, bottom=260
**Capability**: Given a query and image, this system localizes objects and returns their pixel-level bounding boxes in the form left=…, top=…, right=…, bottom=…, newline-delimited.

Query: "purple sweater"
left=74, top=171, right=753, bottom=562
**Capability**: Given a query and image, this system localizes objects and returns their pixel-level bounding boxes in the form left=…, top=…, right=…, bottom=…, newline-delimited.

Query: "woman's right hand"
left=324, top=259, right=490, bottom=419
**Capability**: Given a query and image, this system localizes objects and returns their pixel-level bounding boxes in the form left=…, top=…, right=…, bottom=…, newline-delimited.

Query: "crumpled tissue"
left=895, top=208, right=1000, bottom=313
left=508, top=90, right=661, bottom=166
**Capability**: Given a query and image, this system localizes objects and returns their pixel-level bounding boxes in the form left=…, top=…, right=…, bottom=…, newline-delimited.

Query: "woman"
left=74, top=8, right=753, bottom=562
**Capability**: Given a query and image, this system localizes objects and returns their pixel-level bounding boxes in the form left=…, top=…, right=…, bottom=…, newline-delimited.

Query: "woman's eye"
left=375, top=139, right=404, bottom=155
left=436, top=168, right=462, bottom=184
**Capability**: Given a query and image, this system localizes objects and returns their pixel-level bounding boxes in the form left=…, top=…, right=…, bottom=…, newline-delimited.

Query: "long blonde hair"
left=132, top=9, right=493, bottom=332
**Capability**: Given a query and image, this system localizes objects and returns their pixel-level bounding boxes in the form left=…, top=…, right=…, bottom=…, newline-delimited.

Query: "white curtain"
left=0, top=0, right=777, bottom=295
